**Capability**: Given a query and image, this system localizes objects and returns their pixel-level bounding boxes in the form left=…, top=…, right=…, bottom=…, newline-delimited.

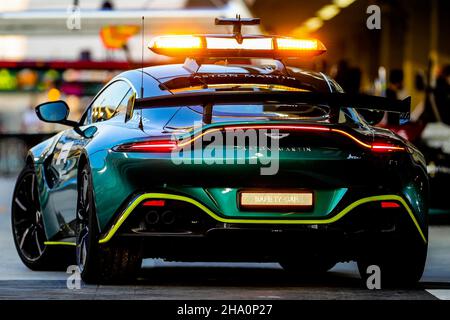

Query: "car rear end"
left=67, top=17, right=429, bottom=285
left=96, top=96, right=428, bottom=268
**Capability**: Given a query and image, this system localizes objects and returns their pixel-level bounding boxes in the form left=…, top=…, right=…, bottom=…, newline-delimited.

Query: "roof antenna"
left=215, top=15, right=260, bottom=45
left=138, top=16, right=144, bottom=131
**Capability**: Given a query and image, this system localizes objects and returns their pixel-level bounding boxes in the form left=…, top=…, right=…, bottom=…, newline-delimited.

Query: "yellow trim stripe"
left=44, top=241, right=76, bottom=246
left=98, top=193, right=427, bottom=244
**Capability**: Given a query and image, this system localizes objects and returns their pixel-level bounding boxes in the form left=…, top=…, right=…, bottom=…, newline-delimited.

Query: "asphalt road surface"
left=1, top=177, right=449, bottom=300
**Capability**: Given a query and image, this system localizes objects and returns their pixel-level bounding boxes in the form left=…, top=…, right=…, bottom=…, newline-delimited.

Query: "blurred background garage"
left=0, top=0, right=449, bottom=207
left=1, top=1, right=450, bottom=299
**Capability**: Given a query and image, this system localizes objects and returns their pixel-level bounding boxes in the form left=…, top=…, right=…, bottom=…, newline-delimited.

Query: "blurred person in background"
left=333, top=60, right=349, bottom=92
left=101, top=0, right=114, bottom=10
left=345, top=67, right=361, bottom=94
left=385, top=69, right=407, bottom=125
left=435, top=65, right=450, bottom=125
left=332, top=60, right=361, bottom=94
left=386, top=69, right=407, bottom=100
left=410, top=70, right=427, bottom=123
left=381, top=69, right=427, bottom=142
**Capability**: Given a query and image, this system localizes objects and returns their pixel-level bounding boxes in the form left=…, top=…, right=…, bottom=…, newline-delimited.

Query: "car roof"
left=116, top=63, right=337, bottom=98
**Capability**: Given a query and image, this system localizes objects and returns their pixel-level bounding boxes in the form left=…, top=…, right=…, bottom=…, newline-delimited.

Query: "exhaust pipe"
left=145, top=210, right=160, bottom=225
left=161, top=210, right=176, bottom=225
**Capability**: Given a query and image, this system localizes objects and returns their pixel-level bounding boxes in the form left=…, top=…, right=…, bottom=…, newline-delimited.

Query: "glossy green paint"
left=82, top=120, right=427, bottom=235
left=403, top=182, right=428, bottom=227
left=29, top=117, right=429, bottom=240
left=88, top=146, right=360, bottom=230
left=23, top=64, right=429, bottom=246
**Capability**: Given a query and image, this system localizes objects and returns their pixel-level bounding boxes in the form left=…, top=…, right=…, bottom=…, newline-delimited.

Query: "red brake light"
left=371, top=143, right=405, bottom=153
left=113, top=128, right=405, bottom=154
left=115, top=140, right=177, bottom=153
left=143, top=200, right=166, bottom=207
left=381, top=201, right=401, bottom=209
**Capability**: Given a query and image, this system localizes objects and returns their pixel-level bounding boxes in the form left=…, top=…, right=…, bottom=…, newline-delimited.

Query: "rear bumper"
left=136, top=228, right=367, bottom=262
left=98, top=192, right=428, bottom=247
left=91, top=142, right=427, bottom=231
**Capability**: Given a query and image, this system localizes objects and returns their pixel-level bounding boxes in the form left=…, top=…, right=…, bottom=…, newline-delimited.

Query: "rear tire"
left=11, top=165, right=75, bottom=271
left=357, top=232, right=427, bottom=288
left=76, top=164, right=142, bottom=284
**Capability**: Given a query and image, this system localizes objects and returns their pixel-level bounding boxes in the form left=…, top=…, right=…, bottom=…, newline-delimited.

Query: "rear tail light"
left=371, top=143, right=406, bottom=153
left=381, top=201, right=401, bottom=209
left=114, top=140, right=177, bottom=153
left=113, top=126, right=406, bottom=154
left=143, top=200, right=166, bottom=207
left=331, top=129, right=405, bottom=152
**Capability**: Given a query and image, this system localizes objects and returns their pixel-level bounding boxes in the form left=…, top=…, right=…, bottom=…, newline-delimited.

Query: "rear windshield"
left=193, top=103, right=330, bottom=120
left=160, top=103, right=365, bottom=131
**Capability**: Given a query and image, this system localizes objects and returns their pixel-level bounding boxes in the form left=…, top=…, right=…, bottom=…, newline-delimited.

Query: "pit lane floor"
left=0, top=177, right=449, bottom=300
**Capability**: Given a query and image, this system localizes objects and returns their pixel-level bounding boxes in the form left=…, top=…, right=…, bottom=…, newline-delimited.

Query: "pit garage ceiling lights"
left=293, top=0, right=357, bottom=35
left=0, top=0, right=189, bottom=11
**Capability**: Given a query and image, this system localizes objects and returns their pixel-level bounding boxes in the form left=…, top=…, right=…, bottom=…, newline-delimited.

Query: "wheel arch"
left=76, top=151, right=103, bottom=232
left=25, top=153, right=34, bottom=166
left=77, top=152, right=89, bottom=178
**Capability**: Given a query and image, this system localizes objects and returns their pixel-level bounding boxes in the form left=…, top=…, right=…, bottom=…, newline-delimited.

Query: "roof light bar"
left=149, top=35, right=326, bottom=59
left=276, top=38, right=319, bottom=50
left=206, top=37, right=273, bottom=50
left=150, top=35, right=202, bottom=49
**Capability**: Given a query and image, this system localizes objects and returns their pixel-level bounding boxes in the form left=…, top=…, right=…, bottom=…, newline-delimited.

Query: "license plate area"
left=238, top=190, right=314, bottom=211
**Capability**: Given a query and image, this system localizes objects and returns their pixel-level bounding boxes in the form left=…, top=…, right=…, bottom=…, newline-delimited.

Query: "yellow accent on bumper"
left=98, top=193, right=427, bottom=244
left=44, top=241, right=76, bottom=246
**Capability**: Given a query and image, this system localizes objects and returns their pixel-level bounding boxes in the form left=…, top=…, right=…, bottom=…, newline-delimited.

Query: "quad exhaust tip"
left=144, top=210, right=176, bottom=226
left=161, top=210, right=176, bottom=225
left=145, top=210, right=160, bottom=225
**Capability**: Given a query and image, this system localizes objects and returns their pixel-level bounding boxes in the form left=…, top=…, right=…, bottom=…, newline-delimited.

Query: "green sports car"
left=11, top=18, right=428, bottom=286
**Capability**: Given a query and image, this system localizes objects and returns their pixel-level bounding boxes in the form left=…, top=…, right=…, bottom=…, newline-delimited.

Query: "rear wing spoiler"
left=133, top=91, right=410, bottom=122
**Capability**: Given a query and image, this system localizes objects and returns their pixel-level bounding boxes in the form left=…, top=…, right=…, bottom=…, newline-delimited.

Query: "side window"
left=91, top=80, right=132, bottom=123
left=116, top=88, right=133, bottom=115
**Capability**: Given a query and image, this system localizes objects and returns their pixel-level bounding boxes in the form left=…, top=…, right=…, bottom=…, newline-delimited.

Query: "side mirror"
left=35, top=100, right=77, bottom=126
left=359, top=109, right=385, bottom=126
left=82, top=126, right=97, bottom=138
